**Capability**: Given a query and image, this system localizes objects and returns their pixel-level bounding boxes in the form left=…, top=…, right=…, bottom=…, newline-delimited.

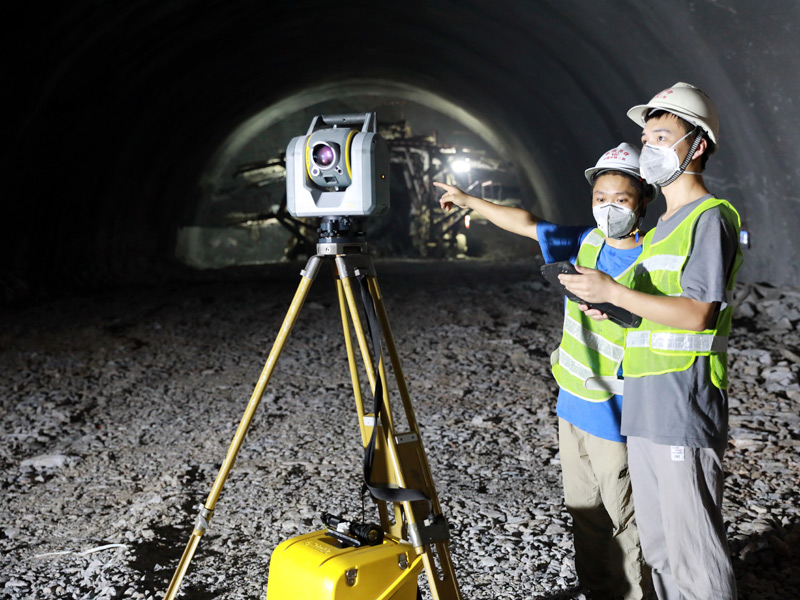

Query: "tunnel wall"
left=4, top=0, right=800, bottom=298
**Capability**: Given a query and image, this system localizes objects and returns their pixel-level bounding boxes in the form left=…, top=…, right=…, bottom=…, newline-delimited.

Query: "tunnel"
left=3, top=2, right=800, bottom=599
left=5, top=0, right=800, bottom=298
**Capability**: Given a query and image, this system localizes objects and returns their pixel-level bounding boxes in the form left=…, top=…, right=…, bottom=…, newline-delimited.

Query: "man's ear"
left=691, top=136, right=708, bottom=161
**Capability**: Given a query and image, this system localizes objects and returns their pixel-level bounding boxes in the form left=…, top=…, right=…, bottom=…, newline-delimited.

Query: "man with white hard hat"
left=560, top=82, right=743, bottom=600
left=435, top=143, right=656, bottom=600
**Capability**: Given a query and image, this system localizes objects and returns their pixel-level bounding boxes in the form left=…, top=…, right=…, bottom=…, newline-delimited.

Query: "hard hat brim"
left=626, top=105, right=650, bottom=128
left=584, top=166, right=642, bottom=186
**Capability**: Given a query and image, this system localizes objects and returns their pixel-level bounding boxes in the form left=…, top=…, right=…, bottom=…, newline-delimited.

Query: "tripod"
left=164, top=220, right=462, bottom=600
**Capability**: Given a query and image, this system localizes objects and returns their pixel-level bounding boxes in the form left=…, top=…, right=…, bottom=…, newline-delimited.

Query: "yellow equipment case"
left=266, top=529, right=423, bottom=600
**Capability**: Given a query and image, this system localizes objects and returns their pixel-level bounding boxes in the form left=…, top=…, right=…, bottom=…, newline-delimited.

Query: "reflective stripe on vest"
left=634, top=253, right=686, bottom=277
left=554, top=347, right=596, bottom=382
left=563, top=314, right=624, bottom=362
left=585, top=375, right=625, bottom=395
left=626, top=330, right=729, bottom=353
left=582, top=229, right=605, bottom=248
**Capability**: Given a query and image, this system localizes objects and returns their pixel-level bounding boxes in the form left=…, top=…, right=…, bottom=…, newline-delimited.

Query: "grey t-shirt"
left=621, top=195, right=739, bottom=449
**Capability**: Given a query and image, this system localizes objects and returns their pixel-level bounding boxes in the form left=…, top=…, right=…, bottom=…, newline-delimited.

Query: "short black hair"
left=645, top=109, right=714, bottom=170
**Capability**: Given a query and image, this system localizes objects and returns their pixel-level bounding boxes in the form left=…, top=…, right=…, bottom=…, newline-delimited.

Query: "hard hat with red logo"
left=626, top=82, right=719, bottom=146
left=584, top=142, right=659, bottom=202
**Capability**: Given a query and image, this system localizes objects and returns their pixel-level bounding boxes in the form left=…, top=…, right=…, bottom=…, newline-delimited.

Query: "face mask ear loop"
left=629, top=191, right=646, bottom=243
left=632, top=211, right=644, bottom=242
left=625, top=214, right=644, bottom=242
left=661, top=127, right=704, bottom=186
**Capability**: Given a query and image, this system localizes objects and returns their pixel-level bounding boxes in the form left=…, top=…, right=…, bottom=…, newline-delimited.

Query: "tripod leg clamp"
left=300, top=255, right=323, bottom=281
left=408, top=514, right=450, bottom=548
left=194, top=507, right=214, bottom=535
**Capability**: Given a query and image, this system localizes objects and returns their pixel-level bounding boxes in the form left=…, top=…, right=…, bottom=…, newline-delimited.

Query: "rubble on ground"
left=1, top=259, right=798, bottom=599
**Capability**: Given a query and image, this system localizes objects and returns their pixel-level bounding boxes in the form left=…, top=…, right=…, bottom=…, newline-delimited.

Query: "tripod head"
left=316, top=216, right=368, bottom=256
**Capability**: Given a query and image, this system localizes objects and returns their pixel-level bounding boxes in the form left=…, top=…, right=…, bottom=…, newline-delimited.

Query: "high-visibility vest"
left=622, top=198, right=743, bottom=389
left=550, top=229, right=636, bottom=402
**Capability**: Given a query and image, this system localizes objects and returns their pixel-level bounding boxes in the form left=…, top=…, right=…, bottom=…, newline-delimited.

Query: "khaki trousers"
left=559, top=418, right=652, bottom=600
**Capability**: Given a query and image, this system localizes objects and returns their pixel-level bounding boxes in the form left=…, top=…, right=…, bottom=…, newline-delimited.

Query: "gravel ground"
left=1, top=258, right=798, bottom=599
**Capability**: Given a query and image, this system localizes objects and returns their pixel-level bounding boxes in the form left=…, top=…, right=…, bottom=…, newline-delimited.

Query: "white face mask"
left=639, top=130, right=700, bottom=185
left=592, top=202, right=638, bottom=239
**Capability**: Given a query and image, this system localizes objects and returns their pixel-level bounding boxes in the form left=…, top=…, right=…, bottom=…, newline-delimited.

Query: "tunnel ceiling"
left=4, top=0, right=800, bottom=296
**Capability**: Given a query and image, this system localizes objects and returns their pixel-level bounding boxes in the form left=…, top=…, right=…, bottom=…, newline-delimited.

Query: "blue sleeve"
left=537, top=221, right=594, bottom=264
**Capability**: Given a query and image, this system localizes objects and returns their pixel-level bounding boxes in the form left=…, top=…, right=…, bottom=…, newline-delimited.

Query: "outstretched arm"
left=560, top=265, right=718, bottom=331
left=434, top=181, right=540, bottom=240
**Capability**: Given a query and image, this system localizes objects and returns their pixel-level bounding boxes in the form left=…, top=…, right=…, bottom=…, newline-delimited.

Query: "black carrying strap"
left=356, top=272, right=430, bottom=510
left=662, top=126, right=704, bottom=186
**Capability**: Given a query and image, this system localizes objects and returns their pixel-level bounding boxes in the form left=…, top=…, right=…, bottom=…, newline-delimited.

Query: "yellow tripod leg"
left=368, top=275, right=462, bottom=600
left=337, top=275, right=412, bottom=539
left=335, top=255, right=462, bottom=600
left=336, top=277, right=369, bottom=447
left=163, top=256, right=323, bottom=600
left=336, top=273, right=404, bottom=537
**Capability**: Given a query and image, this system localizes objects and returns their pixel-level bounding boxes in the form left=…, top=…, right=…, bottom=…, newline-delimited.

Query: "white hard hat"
left=584, top=142, right=659, bottom=203
left=584, top=142, right=641, bottom=184
left=627, top=82, right=719, bottom=145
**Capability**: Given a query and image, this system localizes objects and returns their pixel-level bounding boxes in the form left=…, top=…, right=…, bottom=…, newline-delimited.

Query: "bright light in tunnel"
left=451, top=159, right=471, bottom=173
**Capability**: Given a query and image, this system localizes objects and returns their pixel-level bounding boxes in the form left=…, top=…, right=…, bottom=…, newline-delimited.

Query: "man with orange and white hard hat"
left=560, top=82, right=743, bottom=600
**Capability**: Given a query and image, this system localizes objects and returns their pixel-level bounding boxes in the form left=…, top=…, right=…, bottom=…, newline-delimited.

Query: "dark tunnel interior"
left=3, top=4, right=800, bottom=598
left=4, top=0, right=800, bottom=302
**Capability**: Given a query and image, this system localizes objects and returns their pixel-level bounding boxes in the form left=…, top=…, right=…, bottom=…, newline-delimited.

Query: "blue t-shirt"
left=537, top=221, right=643, bottom=443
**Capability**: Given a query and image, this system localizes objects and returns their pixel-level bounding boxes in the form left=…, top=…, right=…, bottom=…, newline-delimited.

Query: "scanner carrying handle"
left=306, top=112, right=376, bottom=134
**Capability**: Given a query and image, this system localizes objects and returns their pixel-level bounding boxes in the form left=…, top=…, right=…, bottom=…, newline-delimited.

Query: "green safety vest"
left=622, top=197, right=743, bottom=389
left=550, top=229, right=636, bottom=402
